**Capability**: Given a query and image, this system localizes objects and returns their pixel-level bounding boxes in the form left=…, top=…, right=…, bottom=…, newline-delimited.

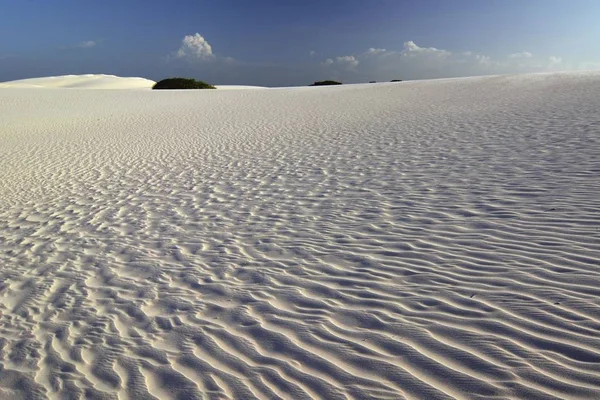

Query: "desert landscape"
left=1, top=72, right=599, bottom=399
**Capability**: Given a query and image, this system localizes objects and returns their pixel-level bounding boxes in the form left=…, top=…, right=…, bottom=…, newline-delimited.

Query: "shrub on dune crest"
left=391, top=79, right=403, bottom=82
left=152, top=78, right=216, bottom=90
left=310, top=80, right=342, bottom=86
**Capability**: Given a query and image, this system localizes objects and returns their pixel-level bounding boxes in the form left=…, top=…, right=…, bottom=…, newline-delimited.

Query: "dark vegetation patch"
left=153, top=78, right=216, bottom=90
left=310, top=80, right=342, bottom=86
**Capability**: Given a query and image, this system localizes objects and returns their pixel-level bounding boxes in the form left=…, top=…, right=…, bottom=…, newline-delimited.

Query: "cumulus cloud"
left=175, top=33, right=215, bottom=61
left=508, top=51, right=533, bottom=59
left=310, top=50, right=316, bottom=57
left=319, top=40, right=568, bottom=82
left=323, top=56, right=359, bottom=70
left=402, top=41, right=451, bottom=57
left=336, top=56, right=359, bottom=69
left=365, top=48, right=387, bottom=56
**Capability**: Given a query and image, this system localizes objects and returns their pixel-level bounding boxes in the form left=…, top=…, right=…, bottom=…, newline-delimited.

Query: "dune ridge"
left=0, top=72, right=599, bottom=399
left=0, top=74, right=156, bottom=90
left=0, top=74, right=267, bottom=90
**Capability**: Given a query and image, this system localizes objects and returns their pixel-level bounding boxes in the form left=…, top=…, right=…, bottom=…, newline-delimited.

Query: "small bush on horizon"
left=153, top=78, right=216, bottom=90
left=369, top=81, right=377, bottom=83
left=391, top=79, right=403, bottom=82
left=310, top=80, right=342, bottom=86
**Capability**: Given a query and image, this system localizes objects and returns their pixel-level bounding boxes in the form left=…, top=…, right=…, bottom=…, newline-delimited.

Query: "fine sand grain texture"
left=0, top=72, right=599, bottom=399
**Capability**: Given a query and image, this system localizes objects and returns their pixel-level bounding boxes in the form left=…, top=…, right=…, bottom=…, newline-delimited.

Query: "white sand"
left=1, top=71, right=599, bottom=399
left=0, top=74, right=156, bottom=89
left=0, top=74, right=267, bottom=90
left=214, top=85, right=268, bottom=90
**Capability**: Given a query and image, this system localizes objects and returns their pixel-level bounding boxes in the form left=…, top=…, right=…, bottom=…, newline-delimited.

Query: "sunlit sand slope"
left=0, top=74, right=267, bottom=90
left=0, top=72, right=599, bottom=399
left=0, top=74, right=156, bottom=89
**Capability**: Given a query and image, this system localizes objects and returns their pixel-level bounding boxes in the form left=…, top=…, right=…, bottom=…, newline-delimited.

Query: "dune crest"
left=0, top=72, right=599, bottom=399
left=0, top=74, right=268, bottom=90
left=0, top=74, right=156, bottom=89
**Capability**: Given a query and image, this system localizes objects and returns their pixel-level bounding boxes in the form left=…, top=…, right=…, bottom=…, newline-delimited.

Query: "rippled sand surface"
left=1, top=72, right=599, bottom=399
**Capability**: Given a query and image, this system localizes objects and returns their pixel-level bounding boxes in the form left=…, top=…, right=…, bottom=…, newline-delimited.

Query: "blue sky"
left=1, top=0, right=599, bottom=86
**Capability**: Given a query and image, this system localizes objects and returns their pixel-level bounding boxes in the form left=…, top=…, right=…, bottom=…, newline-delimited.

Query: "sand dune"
left=0, top=74, right=267, bottom=90
left=214, top=85, right=268, bottom=90
left=1, top=71, right=599, bottom=399
left=0, top=74, right=156, bottom=90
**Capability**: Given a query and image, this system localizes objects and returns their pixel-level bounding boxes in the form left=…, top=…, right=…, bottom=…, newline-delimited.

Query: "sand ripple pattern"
left=1, top=73, right=600, bottom=399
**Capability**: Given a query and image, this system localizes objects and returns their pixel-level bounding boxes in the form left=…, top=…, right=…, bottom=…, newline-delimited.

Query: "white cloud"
left=336, top=55, right=359, bottom=69
left=475, top=55, right=492, bottom=65
left=365, top=48, right=387, bottom=56
left=323, top=56, right=359, bottom=70
left=548, top=56, right=562, bottom=65
left=508, top=51, right=533, bottom=59
left=176, top=33, right=215, bottom=61
left=544, top=56, right=563, bottom=71
left=402, top=41, right=451, bottom=58
left=310, top=50, right=316, bottom=57
left=318, top=40, right=572, bottom=82
left=77, top=40, right=96, bottom=49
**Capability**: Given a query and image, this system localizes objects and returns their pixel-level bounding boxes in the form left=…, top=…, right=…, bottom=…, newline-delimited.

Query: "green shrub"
left=153, top=78, right=216, bottom=90
left=391, top=79, right=402, bottom=82
left=310, top=80, right=342, bottom=86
